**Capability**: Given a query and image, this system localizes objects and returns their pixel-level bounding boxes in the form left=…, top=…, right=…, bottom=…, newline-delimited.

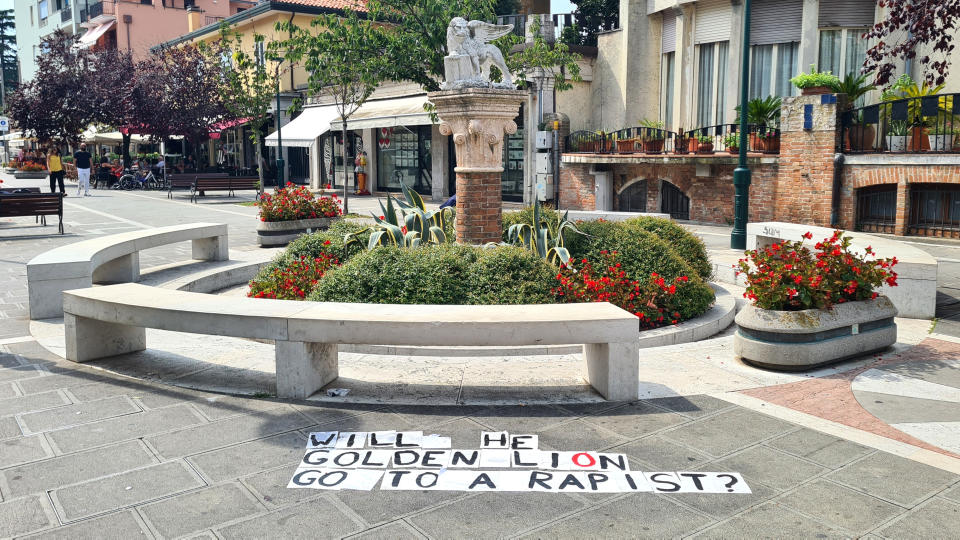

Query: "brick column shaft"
left=455, top=171, right=503, bottom=244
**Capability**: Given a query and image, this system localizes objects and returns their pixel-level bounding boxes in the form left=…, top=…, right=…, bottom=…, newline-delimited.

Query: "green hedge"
left=501, top=206, right=561, bottom=241
left=309, top=244, right=556, bottom=305
left=564, top=219, right=714, bottom=319
left=622, top=217, right=711, bottom=280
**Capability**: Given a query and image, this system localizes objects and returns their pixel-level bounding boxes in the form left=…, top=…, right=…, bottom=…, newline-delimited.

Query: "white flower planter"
left=886, top=135, right=908, bottom=152
left=734, top=296, right=898, bottom=370
left=929, top=134, right=955, bottom=152
left=256, top=217, right=336, bottom=247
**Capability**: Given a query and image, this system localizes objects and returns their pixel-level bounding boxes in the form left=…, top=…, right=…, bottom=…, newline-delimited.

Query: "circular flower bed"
left=248, top=211, right=715, bottom=331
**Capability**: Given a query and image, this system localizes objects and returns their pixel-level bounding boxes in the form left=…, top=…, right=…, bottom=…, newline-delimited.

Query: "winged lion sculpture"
left=443, top=17, right=516, bottom=89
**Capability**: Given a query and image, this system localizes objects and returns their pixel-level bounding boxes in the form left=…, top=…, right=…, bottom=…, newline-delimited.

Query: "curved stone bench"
left=27, top=223, right=228, bottom=320
left=62, top=283, right=641, bottom=400
left=747, top=222, right=937, bottom=319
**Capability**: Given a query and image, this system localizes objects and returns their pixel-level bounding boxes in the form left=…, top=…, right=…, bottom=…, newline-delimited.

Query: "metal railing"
left=565, top=124, right=781, bottom=155
left=908, top=184, right=960, bottom=236
left=61, top=7, right=72, bottom=23
left=495, top=13, right=577, bottom=41
left=842, top=93, right=960, bottom=154
left=205, top=15, right=224, bottom=26
left=856, top=185, right=896, bottom=234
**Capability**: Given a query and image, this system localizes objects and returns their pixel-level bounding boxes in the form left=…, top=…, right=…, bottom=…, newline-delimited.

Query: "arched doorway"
left=660, top=181, right=690, bottom=220
left=618, top=180, right=647, bottom=212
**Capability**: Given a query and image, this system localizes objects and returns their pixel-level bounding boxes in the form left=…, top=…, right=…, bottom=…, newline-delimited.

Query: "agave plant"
left=344, top=183, right=454, bottom=250
left=504, top=200, right=583, bottom=266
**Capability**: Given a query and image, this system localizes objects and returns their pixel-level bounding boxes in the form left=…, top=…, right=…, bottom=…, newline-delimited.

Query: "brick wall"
left=558, top=163, right=597, bottom=210
left=455, top=171, right=502, bottom=244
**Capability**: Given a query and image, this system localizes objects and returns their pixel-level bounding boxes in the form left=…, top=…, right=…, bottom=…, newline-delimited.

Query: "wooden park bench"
left=0, top=192, right=64, bottom=235
left=167, top=172, right=228, bottom=199
left=190, top=176, right=259, bottom=203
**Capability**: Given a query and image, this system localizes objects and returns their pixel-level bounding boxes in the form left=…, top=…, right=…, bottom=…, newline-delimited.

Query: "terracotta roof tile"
left=274, top=0, right=367, bottom=12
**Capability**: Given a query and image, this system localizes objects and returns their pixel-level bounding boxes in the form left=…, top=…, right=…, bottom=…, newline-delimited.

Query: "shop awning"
left=346, top=95, right=433, bottom=130
left=78, top=21, right=116, bottom=48
left=209, top=117, right=251, bottom=139
left=266, top=105, right=340, bottom=147
left=81, top=127, right=147, bottom=143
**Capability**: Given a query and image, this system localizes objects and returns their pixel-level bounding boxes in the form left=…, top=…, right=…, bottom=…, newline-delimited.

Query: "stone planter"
left=616, top=138, right=638, bottom=152
left=801, top=86, right=833, bottom=95
left=256, top=217, right=336, bottom=247
left=886, top=135, right=908, bottom=152
left=734, top=296, right=898, bottom=370
left=929, top=134, right=955, bottom=152
left=14, top=171, right=48, bottom=180
left=641, top=139, right=665, bottom=153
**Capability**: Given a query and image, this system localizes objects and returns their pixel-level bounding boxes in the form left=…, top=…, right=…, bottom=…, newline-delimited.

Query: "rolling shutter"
left=662, top=11, right=677, bottom=54
left=818, top=0, right=876, bottom=27
left=695, top=0, right=732, bottom=44
left=750, top=0, right=803, bottom=45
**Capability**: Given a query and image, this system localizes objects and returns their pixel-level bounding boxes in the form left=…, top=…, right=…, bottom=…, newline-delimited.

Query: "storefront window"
left=376, top=126, right=432, bottom=195
left=320, top=131, right=360, bottom=189
left=502, top=105, right=524, bottom=202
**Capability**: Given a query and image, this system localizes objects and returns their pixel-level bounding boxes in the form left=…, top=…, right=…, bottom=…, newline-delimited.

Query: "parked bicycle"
left=112, top=168, right=160, bottom=190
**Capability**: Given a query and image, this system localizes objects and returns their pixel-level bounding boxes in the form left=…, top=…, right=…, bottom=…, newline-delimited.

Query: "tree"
left=560, top=0, right=619, bottom=47
left=278, top=10, right=391, bottom=214
left=6, top=31, right=99, bottom=146
left=0, top=9, right=17, bottom=105
left=89, top=48, right=143, bottom=167
left=205, top=24, right=282, bottom=195
left=864, top=0, right=960, bottom=86
left=507, top=19, right=582, bottom=93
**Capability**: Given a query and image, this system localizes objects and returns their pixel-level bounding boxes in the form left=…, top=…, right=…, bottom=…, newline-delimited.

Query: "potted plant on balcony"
left=738, top=96, right=782, bottom=150
left=928, top=124, right=957, bottom=152
left=734, top=230, right=899, bottom=370
left=790, top=65, right=841, bottom=95
left=615, top=130, right=638, bottom=153
left=882, top=75, right=944, bottom=152
left=256, top=182, right=343, bottom=246
left=885, top=120, right=910, bottom=152
left=639, top=119, right=665, bottom=153
left=695, top=134, right=715, bottom=154
left=673, top=128, right=690, bottom=155
left=723, top=133, right=740, bottom=154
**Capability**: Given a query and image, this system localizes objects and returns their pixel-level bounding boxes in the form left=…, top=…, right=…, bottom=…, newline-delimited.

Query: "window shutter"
left=751, top=0, right=803, bottom=45
left=662, top=12, right=677, bottom=54
left=695, top=0, right=731, bottom=44
left=819, top=0, right=876, bottom=27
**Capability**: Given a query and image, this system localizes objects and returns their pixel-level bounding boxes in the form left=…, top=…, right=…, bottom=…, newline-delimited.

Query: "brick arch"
left=846, top=164, right=960, bottom=190
left=659, top=179, right=691, bottom=220
left=616, top=177, right=646, bottom=194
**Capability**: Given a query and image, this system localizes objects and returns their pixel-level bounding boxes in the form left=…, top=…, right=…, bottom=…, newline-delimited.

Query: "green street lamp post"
left=731, top=0, right=752, bottom=250
left=273, top=73, right=285, bottom=191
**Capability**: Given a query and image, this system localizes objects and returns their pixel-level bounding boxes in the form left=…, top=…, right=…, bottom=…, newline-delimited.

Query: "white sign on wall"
left=287, top=430, right=752, bottom=494
left=0, top=117, right=9, bottom=132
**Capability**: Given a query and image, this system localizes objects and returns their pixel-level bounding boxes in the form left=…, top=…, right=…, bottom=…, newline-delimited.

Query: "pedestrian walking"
left=46, top=146, right=65, bottom=195
left=73, top=143, right=92, bottom=197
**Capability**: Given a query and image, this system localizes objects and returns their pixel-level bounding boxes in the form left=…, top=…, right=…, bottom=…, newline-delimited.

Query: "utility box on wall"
left=536, top=173, right=553, bottom=201
left=535, top=131, right=552, bottom=150
left=535, top=153, right=552, bottom=174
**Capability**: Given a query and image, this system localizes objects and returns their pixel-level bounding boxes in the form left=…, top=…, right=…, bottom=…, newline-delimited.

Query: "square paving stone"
left=660, top=408, right=797, bottom=458
left=145, top=406, right=312, bottom=459
left=520, top=493, right=714, bottom=539
left=583, top=401, right=690, bottom=439
left=217, top=498, right=363, bottom=539
left=704, top=445, right=829, bottom=491
left=410, top=492, right=584, bottom=539
left=240, top=465, right=326, bottom=509
left=292, top=402, right=387, bottom=426
left=1, top=440, right=157, bottom=497
left=46, top=403, right=208, bottom=453
left=777, top=479, right=906, bottom=534
left=0, top=435, right=53, bottom=468
left=51, top=461, right=205, bottom=521
left=19, top=396, right=140, bottom=433
left=187, top=431, right=306, bottom=483
left=138, top=483, right=265, bottom=538
left=767, top=428, right=874, bottom=469
left=335, top=487, right=471, bottom=526
left=612, top=435, right=712, bottom=469
left=825, top=452, right=959, bottom=507
left=664, top=475, right=779, bottom=520
left=0, top=495, right=55, bottom=537
left=692, top=502, right=847, bottom=539
left=16, top=371, right=110, bottom=394
left=346, top=520, right=424, bottom=540
left=643, top=395, right=736, bottom=419
left=467, top=405, right=576, bottom=433
left=389, top=404, right=490, bottom=429
left=403, top=416, right=500, bottom=449
left=0, top=391, right=69, bottom=417
left=877, top=498, right=960, bottom=538
left=536, top=419, right=628, bottom=451
left=22, top=510, right=150, bottom=539
left=0, top=381, right=18, bottom=399
left=0, top=365, right=45, bottom=383
left=189, top=397, right=292, bottom=421
left=942, top=482, right=960, bottom=504
left=0, top=416, right=22, bottom=439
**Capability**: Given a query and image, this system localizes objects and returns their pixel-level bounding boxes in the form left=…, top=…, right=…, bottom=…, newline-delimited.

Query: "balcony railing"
left=86, top=1, right=116, bottom=21
left=842, top=93, right=960, bottom=154
left=565, top=124, right=781, bottom=155
left=495, top=13, right=577, bottom=41
left=61, top=7, right=72, bottom=23
left=205, top=15, right=224, bottom=26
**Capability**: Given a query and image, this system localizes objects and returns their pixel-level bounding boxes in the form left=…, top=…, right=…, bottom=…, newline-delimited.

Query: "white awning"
left=81, top=127, right=147, bottom=143
left=266, top=105, right=340, bottom=147
left=78, top=20, right=116, bottom=48
left=346, top=95, right=433, bottom=130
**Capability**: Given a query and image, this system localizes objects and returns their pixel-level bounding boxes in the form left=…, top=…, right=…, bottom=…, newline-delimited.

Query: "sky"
left=0, top=0, right=11, bottom=12
left=552, top=0, right=575, bottom=14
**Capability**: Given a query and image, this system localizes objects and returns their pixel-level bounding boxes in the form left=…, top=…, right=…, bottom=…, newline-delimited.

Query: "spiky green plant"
left=344, top=183, right=453, bottom=250
left=503, top=200, right=584, bottom=266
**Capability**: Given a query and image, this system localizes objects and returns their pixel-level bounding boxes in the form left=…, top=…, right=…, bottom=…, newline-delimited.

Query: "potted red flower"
left=734, top=230, right=899, bottom=370
left=256, top=183, right=343, bottom=247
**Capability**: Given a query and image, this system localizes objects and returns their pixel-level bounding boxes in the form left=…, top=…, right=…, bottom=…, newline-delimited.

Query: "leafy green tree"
left=277, top=10, right=391, bottom=214
left=205, top=24, right=283, bottom=195
left=0, top=9, right=17, bottom=105
left=507, top=19, right=582, bottom=93
left=560, top=0, right=619, bottom=47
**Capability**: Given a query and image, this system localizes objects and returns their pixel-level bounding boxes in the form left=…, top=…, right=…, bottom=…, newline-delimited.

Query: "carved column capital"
left=429, top=88, right=526, bottom=173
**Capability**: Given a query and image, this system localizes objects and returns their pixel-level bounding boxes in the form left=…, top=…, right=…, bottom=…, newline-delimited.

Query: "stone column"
left=428, top=88, right=526, bottom=244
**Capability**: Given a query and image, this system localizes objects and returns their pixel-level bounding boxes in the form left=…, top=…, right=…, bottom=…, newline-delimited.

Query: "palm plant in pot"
left=737, top=96, right=782, bottom=150
left=639, top=118, right=666, bottom=153
left=834, top=73, right=878, bottom=151
left=882, top=74, right=945, bottom=151
left=734, top=230, right=899, bottom=370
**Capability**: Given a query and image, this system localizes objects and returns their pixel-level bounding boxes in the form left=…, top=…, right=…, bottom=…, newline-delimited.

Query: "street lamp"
left=269, top=56, right=284, bottom=192
left=731, top=0, right=752, bottom=250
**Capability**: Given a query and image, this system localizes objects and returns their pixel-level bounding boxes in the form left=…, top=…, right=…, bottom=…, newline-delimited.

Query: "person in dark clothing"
left=73, top=143, right=93, bottom=196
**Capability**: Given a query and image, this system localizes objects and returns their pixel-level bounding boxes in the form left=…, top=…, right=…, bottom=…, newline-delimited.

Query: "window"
left=661, top=52, right=675, bottom=129
left=38, top=1, right=49, bottom=20
left=749, top=42, right=798, bottom=99
left=30, top=6, right=33, bottom=25
left=818, top=28, right=869, bottom=77
left=254, top=41, right=265, bottom=67
left=377, top=126, right=432, bottom=196
left=695, top=41, right=730, bottom=126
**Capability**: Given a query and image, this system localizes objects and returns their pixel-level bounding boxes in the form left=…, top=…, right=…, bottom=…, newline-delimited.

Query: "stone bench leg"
left=275, top=341, right=338, bottom=399
left=92, top=253, right=139, bottom=284
left=65, top=313, right=146, bottom=362
left=583, top=342, right=639, bottom=400
left=28, top=277, right=90, bottom=320
left=192, top=234, right=229, bottom=261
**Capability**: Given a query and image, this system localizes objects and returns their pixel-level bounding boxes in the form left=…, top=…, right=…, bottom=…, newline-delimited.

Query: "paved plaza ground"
left=0, top=172, right=959, bottom=538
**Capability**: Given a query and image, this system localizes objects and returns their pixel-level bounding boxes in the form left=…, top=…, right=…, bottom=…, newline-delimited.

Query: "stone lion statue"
left=444, top=17, right=515, bottom=88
